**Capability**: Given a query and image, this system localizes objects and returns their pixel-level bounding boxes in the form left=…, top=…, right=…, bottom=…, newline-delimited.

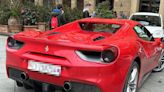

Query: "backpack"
left=51, top=17, right=58, bottom=29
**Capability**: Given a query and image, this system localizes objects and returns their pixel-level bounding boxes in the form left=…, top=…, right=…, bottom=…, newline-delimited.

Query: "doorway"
left=139, top=0, right=160, bottom=13
left=77, top=0, right=84, bottom=10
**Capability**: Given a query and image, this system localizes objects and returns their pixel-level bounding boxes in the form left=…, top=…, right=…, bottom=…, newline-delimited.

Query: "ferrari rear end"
left=6, top=19, right=133, bottom=92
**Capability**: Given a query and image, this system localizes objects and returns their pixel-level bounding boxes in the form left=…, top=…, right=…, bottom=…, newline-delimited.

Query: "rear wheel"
left=153, top=51, right=164, bottom=72
left=123, top=62, right=139, bottom=92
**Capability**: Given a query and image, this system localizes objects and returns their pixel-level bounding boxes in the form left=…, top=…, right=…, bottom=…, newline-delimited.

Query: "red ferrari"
left=6, top=18, right=164, bottom=92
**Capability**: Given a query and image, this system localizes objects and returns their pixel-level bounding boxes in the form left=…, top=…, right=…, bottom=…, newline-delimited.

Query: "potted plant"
left=0, top=3, right=10, bottom=34
left=21, top=1, right=50, bottom=32
left=8, top=0, right=22, bottom=33
left=36, top=6, right=50, bottom=31
left=21, top=8, right=38, bottom=31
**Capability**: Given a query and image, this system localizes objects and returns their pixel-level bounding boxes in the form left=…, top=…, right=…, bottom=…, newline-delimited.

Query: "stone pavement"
left=0, top=35, right=164, bottom=92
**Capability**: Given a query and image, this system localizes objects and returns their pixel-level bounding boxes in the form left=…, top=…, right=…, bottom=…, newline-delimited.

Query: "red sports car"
left=6, top=18, right=164, bottom=92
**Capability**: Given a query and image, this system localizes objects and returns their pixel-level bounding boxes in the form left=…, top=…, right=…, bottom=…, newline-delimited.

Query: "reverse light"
left=7, top=37, right=24, bottom=50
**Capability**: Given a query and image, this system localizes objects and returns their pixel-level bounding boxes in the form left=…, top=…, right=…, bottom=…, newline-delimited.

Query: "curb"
left=0, top=32, right=14, bottom=36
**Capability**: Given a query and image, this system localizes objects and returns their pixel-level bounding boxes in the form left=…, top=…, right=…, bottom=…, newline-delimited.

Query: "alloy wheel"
left=153, top=51, right=164, bottom=72
left=126, top=66, right=138, bottom=92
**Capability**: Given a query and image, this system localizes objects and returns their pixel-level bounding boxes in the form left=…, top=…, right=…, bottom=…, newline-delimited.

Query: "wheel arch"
left=133, top=56, right=143, bottom=88
left=122, top=56, right=141, bottom=92
left=134, top=57, right=141, bottom=70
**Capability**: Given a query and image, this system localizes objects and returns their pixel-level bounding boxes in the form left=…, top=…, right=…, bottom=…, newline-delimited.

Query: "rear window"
left=79, top=22, right=121, bottom=34
left=131, top=15, right=161, bottom=27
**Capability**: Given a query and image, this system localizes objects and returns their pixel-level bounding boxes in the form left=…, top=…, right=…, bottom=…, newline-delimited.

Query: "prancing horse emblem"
left=45, top=46, right=49, bottom=52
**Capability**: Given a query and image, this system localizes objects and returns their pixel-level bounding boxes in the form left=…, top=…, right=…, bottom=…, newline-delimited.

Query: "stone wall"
left=0, top=25, right=8, bottom=34
left=34, top=0, right=43, bottom=6
left=130, top=0, right=140, bottom=14
left=71, top=0, right=77, bottom=9
left=114, top=0, right=131, bottom=17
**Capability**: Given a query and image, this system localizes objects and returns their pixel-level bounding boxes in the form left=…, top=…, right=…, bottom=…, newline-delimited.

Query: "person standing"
left=112, top=11, right=117, bottom=18
left=57, top=4, right=67, bottom=25
left=50, top=9, right=61, bottom=29
left=117, top=11, right=127, bottom=19
left=83, top=3, right=91, bottom=18
left=91, top=11, right=96, bottom=18
left=57, top=4, right=64, bottom=14
left=50, top=5, right=67, bottom=29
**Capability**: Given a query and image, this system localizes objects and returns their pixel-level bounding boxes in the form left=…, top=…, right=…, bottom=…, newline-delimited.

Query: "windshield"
left=79, top=22, right=121, bottom=34
left=131, top=15, right=161, bottom=27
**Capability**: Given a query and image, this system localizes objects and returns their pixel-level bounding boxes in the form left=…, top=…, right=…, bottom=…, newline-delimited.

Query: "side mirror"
left=154, top=38, right=161, bottom=46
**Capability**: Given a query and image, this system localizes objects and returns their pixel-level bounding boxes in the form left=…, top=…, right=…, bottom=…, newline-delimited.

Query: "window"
left=134, top=25, right=154, bottom=41
left=139, top=0, right=160, bottom=13
left=77, top=0, right=84, bottom=10
left=131, top=15, right=161, bottom=27
left=79, top=23, right=121, bottom=34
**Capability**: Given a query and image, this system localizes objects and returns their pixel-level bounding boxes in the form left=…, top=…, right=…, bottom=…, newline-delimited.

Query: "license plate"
left=28, top=60, right=61, bottom=76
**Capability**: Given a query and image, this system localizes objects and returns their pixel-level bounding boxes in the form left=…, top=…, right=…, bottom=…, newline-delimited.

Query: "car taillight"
left=7, top=36, right=24, bottom=50
left=101, top=47, right=118, bottom=63
left=76, top=46, right=118, bottom=64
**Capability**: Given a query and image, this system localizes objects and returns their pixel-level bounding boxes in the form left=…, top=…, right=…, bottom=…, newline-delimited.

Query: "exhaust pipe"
left=64, top=82, right=72, bottom=92
left=20, top=72, right=28, bottom=80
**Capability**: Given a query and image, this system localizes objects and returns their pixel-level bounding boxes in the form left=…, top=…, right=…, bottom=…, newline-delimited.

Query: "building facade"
left=35, top=0, right=164, bottom=22
left=114, top=0, right=164, bottom=18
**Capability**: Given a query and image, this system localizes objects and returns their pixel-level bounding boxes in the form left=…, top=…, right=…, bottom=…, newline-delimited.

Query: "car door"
left=134, top=25, right=162, bottom=73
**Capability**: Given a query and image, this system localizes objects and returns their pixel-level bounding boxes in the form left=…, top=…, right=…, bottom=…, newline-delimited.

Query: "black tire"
left=123, top=62, right=139, bottom=92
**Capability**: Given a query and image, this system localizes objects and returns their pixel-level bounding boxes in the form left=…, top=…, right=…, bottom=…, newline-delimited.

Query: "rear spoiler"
left=14, top=36, right=108, bottom=51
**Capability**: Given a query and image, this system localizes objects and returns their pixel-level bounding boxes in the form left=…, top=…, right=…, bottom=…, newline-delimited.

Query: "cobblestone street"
left=0, top=35, right=164, bottom=92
